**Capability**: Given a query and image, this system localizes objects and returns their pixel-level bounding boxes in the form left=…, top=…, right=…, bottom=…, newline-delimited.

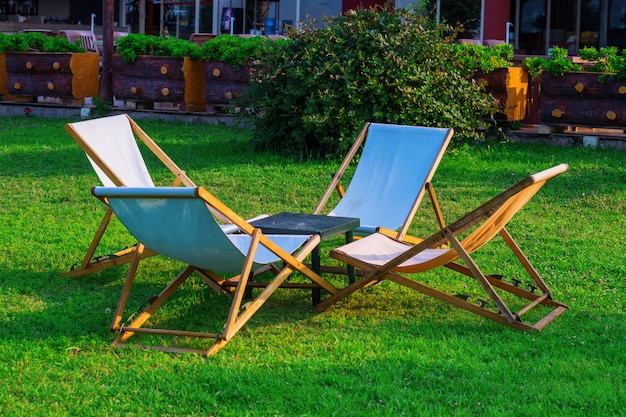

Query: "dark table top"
left=249, top=212, right=359, bottom=239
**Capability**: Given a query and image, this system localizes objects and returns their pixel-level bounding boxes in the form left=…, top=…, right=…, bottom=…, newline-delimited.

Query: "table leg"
left=312, top=245, right=321, bottom=305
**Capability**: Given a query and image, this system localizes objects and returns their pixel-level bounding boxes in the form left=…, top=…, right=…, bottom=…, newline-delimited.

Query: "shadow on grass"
left=0, top=263, right=321, bottom=349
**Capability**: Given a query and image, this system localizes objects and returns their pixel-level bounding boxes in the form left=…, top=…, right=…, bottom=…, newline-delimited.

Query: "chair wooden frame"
left=314, top=122, right=453, bottom=241
left=93, top=186, right=338, bottom=356
left=63, top=114, right=236, bottom=277
left=189, top=32, right=217, bottom=46
left=315, top=164, right=570, bottom=332
left=58, top=29, right=99, bottom=52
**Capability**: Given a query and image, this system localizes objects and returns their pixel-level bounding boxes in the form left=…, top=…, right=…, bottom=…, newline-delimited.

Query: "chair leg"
left=61, top=207, right=156, bottom=277
left=444, top=229, right=518, bottom=323
left=499, top=227, right=552, bottom=296
left=313, top=271, right=381, bottom=313
left=111, top=243, right=145, bottom=331
left=222, top=229, right=261, bottom=340
left=383, top=271, right=538, bottom=330
left=221, top=234, right=323, bottom=341
left=82, top=207, right=115, bottom=269
left=110, top=230, right=332, bottom=356
left=111, top=265, right=196, bottom=346
left=426, top=182, right=447, bottom=230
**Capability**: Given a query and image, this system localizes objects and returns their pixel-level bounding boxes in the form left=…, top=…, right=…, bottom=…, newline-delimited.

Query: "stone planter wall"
left=0, top=53, right=7, bottom=96
left=112, top=56, right=206, bottom=112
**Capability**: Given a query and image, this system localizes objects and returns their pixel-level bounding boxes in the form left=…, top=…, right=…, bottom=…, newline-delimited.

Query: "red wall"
left=483, top=0, right=511, bottom=41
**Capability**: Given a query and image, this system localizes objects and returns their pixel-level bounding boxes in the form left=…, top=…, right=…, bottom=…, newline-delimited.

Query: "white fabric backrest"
left=329, top=123, right=450, bottom=232
left=69, top=115, right=154, bottom=187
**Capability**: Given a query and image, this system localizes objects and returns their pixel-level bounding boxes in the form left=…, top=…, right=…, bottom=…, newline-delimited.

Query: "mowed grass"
left=0, top=116, right=624, bottom=416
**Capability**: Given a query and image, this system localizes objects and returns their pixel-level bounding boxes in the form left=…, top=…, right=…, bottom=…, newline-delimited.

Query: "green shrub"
left=239, top=8, right=498, bottom=158
left=448, top=42, right=514, bottom=76
left=524, top=45, right=626, bottom=82
left=0, top=32, right=86, bottom=53
left=579, top=46, right=626, bottom=82
left=199, top=34, right=290, bottom=67
left=116, top=33, right=201, bottom=62
left=522, top=46, right=584, bottom=78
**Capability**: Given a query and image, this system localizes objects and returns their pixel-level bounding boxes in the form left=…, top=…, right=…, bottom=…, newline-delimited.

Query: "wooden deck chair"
left=92, top=186, right=338, bottom=356
left=484, top=39, right=505, bottom=47
left=63, top=114, right=257, bottom=277
left=315, top=164, right=570, bottom=332
left=58, top=30, right=99, bottom=52
left=458, top=39, right=482, bottom=45
left=314, top=123, right=453, bottom=240
left=189, top=32, right=217, bottom=46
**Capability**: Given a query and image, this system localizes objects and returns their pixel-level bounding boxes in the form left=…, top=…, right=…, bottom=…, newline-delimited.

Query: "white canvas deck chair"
left=63, top=114, right=242, bottom=277
left=315, top=164, right=570, bottom=332
left=314, top=123, right=453, bottom=240
left=92, top=186, right=338, bottom=356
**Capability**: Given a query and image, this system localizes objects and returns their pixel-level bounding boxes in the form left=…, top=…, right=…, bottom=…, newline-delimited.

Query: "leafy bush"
left=448, top=42, right=514, bottom=76
left=116, top=33, right=201, bottom=62
left=524, top=45, right=626, bottom=82
left=0, top=32, right=86, bottom=53
left=199, top=34, right=290, bottom=67
left=579, top=46, right=626, bottom=82
left=523, top=46, right=584, bottom=78
left=239, top=8, right=498, bottom=158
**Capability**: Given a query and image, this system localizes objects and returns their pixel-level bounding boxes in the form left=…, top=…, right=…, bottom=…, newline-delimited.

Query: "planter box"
left=473, top=67, right=529, bottom=122
left=0, top=53, right=7, bottom=95
left=113, top=56, right=206, bottom=112
left=0, top=52, right=100, bottom=100
left=204, top=61, right=250, bottom=111
left=539, top=72, right=626, bottom=128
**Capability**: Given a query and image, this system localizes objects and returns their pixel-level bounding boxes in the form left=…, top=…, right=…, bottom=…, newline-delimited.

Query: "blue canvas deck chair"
left=314, top=123, right=453, bottom=241
left=92, top=186, right=338, bottom=356
left=63, top=114, right=259, bottom=277
left=315, top=164, right=570, bottom=332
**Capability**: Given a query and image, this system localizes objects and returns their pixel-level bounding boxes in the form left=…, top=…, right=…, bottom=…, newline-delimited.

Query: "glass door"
left=162, top=1, right=194, bottom=39
left=607, top=0, right=626, bottom=49
left=518, top=0, right=547, bottom=54
left=161, top=1, right=213, bottom=39
left=547, top=0, right=578, bottom=54
left=579, top=0, right=600, bottom=49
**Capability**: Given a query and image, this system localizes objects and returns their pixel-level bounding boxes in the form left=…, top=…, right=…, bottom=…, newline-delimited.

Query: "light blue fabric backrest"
left=329, top=123, right=451, bottom=233
left=93, top=187, right=298, bottom=273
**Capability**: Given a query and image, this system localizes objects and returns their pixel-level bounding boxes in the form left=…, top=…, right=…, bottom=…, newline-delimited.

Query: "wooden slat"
left=533, top=306, right=569, bottom=331
left=516, top=293, right=549, bottom=317
left=313, top=122, right=370, bottom=215
left=120, top=327, right=220, bottom=339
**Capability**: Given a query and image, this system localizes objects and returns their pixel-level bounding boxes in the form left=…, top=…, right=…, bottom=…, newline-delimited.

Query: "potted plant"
left=199, top=35, right=288, bottom=112
left=452, top=42, right=528, bottom=122
left=0, top=32, right=100, bottom=102
left=523, top=46, right=626, bottom=129
left=114, top=33, right=205, bottom=111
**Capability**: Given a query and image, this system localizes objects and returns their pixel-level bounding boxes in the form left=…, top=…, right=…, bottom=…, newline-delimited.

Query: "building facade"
left=1, top=0, right=625, bottom=54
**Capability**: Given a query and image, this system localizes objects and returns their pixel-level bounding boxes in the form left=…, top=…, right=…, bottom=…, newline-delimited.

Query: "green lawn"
left=0, top=116, right=624, bottom=416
